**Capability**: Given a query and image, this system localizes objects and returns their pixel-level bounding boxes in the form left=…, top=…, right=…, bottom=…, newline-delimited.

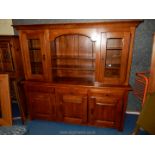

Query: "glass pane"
left=0, top=42, right=14, bottom=72
left=104, top=50, right=121, bottom=77
left=107, top=38, right=123, bottom=49
left=104, top=38, right=123, bottom=78
left=28, top=39, right=43, bottom=74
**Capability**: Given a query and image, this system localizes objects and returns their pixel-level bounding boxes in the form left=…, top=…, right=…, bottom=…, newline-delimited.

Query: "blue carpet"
left=12, top=101, right=20, bottom=118
left=24, top=114, right=148, bottom=135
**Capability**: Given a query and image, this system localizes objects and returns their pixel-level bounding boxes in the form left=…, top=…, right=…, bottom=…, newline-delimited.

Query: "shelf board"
left=29, top=48, right=41, bottom=50
left=30, top=61, right=42, bottom=63
left=52, top=56, right=95, bottom=60
left=106, top=47, right=122, bottom=50
left=105, top=66, right=120, bottom=69
left=52, top=66, right=95, bottom=71
left=0, top=60, right=13, bottom=63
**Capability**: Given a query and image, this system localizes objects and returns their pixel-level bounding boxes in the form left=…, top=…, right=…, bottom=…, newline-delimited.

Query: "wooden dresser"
left=0, top=35, right=26, bottom=122
left=0, top=36, right=23, bottom=79
left=14, top=21, right=141, bottom=131
left=0, top=35, right=24, bottom=98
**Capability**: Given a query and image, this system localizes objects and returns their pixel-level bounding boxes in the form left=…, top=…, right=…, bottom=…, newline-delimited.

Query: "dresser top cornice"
left=13, top=20, right=143, bottom=30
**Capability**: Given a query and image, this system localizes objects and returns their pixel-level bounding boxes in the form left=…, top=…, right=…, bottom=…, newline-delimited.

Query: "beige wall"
left=0, top=19, right=14, bottom=35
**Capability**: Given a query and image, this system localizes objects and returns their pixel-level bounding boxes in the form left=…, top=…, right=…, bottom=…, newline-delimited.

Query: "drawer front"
left=88, top=88, right=124, bottom=98
left=56, top=86, right=87, bottom=95
left=56, top=87, right=87, bottom=124
left=25, top=83, right=55, bottom=93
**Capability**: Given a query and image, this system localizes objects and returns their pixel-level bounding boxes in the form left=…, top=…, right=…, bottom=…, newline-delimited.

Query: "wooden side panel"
left=0, top=74, right=12, bottom=126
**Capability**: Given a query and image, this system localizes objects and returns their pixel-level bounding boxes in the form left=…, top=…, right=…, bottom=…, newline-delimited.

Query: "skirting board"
left=126, top=111, right=140, bottom=115
left=13, top=117, right=21, bottom=120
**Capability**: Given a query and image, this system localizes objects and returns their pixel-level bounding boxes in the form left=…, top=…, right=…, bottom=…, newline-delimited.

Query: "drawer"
left=88, top=88, right=124, bottom=99
left=25, top=83, right=55, bottom=93
left=56, top=87, right=87, bottom=95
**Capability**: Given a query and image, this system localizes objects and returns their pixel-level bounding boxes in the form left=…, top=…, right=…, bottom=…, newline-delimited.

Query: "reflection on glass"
left=28, top=39, right=43, bottom=74
left=104, top=38, right=123, bottom=78
left=0, top=42, right=14, bottom=72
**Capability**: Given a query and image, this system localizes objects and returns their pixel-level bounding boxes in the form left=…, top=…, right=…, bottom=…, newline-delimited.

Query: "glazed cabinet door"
left=98, top=32, right=131, bottom=85
left=56, top=87, right=87, bottom=124
left=0, top=39, right=14, bottom=73
left=88, top=89, right=124, bottom=129
left=20, top=30, right=50, bottom=81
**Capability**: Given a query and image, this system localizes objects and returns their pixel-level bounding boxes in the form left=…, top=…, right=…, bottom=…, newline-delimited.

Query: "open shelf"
left=106, top=47, right=122, bottom=50
left=52, top=65, right=95, bottom=71
left=105, top=67, right=120, bottom=70
left=29, top=48, right=41, bottom=50
left=53, top=68, right=95, bottom=71
left=51, top=34, right=95, bottom=83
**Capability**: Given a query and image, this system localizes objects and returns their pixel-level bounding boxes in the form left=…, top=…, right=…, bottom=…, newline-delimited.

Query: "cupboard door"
left=56, top=87, right=87, bottom=124
left=20, top=30, right=49, bottom=81
left=0, top=40, right=14, bottom=72
left=99, top=32, right=131, bottom=85
left=28, top=92, right=56, bottom=120
left=88, top=89, right=124, bottom=129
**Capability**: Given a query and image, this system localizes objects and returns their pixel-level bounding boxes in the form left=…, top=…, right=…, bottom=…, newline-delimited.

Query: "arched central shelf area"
left=51, top=34, right=96, bottom=85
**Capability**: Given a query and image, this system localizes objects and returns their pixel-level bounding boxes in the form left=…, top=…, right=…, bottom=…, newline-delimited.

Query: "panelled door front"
left=28, top=92, right=56, bottom=120
left=88, top=89, right=124, bottom=129
left=56, top=87, right=87, bottom=124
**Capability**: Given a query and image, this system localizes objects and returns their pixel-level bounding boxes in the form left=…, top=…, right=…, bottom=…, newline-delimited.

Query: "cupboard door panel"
left=99, top=32, right=131, bottom=85
left=28, top=92, right=56, bottom=120
left=88, top=89, right=124, bottom=129
left=56, top=87, right=87, bottom=124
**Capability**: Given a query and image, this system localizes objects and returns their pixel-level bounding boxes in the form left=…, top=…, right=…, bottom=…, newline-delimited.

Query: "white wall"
left=0, top=19, right=14, bottom=35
